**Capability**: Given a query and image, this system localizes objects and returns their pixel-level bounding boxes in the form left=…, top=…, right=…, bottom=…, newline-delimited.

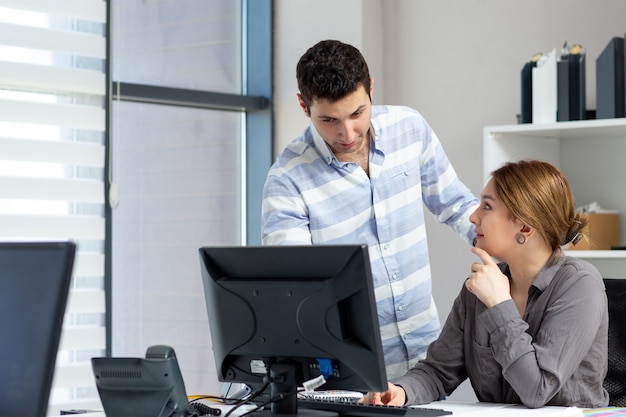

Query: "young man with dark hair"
left=262, top=39, right=478, bottom=378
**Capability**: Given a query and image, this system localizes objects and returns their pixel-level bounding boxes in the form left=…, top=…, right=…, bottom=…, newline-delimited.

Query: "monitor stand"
left=251, top=363, right=337, bottom=417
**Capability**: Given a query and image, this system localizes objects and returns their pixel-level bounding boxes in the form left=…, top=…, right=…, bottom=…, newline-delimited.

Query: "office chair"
left=603, top=278, right=626, bottom=407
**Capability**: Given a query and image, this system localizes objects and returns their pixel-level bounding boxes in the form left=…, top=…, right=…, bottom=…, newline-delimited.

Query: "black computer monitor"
left=0, top=241, right=76, bottom=417
left=198, top=244, right=387, bottom=416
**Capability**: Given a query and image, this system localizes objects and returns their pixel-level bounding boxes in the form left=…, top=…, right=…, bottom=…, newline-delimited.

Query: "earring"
left=516, top=233, right=526, bottom=244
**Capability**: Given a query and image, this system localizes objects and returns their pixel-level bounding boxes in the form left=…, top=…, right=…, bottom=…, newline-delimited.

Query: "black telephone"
left=92, top=345, right=215, bottom=417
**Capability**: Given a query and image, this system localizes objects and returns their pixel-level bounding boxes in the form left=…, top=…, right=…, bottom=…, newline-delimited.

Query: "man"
left=261, top=39, right=478, bottom=379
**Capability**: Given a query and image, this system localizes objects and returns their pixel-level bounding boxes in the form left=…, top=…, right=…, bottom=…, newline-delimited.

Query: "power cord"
left=189, top=402, right=222, bottom=416
left=233, top=389, right=302, bottom=417
left=223, top=382, right=270, bottom=417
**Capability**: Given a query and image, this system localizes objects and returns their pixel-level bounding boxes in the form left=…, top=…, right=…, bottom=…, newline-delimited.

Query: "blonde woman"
left=365, top=160, right=608, bottom=409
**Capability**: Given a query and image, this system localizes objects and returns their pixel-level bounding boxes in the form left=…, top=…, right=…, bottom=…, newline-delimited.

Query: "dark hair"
left=296, top=39, right=371, bottom=109
left=491, top=160, right=587, bottom=251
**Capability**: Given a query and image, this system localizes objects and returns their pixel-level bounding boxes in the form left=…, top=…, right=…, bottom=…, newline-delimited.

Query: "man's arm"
left=261, top=173, right=312, bottom=245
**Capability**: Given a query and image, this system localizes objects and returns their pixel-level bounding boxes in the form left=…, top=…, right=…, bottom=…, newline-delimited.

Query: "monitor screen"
left=0, top=241, right=76, bottom=417
left=198, top=244, right=387, bottom=415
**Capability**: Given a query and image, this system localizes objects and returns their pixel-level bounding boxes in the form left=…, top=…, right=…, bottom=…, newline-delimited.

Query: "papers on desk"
left=433, top=401, right=582, bottom=416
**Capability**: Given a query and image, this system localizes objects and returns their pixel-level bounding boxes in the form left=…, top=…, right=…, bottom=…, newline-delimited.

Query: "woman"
left=364, top=160, right=608, bottom=408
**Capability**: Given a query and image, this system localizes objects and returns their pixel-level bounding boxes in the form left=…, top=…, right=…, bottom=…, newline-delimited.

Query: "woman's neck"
left=507, top=245, right=554, bottom=290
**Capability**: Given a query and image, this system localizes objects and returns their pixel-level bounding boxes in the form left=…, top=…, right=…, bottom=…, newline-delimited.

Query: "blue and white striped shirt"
left=261, top=105, right=478, bottom=378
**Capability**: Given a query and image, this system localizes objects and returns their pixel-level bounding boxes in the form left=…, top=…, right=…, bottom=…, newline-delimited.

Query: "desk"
left=55, top=402, right=261, bottom=417
left=54, top=401, right=585, bottom=417
left=55, top=402, right=258, bottom=417
left=435, top=401, right=582, bottom=416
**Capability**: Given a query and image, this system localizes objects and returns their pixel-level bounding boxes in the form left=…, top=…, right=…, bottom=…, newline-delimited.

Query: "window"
left=0, top=0, right=271, bottom=412
left=0, top=1, right=107, bottom=414
left=109, top=0, right=271, bottom=397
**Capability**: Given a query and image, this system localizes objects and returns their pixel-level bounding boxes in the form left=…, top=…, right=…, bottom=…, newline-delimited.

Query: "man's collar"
left=310, top=122, right=377, bottom=166
left=310, top=123, right=335, bottom=165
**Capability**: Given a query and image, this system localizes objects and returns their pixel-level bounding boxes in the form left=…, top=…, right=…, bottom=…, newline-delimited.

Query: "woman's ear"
left=519, top=224, right=535, bottom=240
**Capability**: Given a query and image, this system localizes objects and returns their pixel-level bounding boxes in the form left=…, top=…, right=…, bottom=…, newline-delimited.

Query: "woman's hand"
left=464, top=247, right=511, bottom=308
left=362, top=382, right=406, bottom=406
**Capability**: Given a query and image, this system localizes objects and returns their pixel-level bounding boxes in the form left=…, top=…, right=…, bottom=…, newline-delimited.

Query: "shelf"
left=564, top=250, right=626, bottom=259
left=485, top=118, right=626, bottom=139
left=485, top=119, right=626, bottom=277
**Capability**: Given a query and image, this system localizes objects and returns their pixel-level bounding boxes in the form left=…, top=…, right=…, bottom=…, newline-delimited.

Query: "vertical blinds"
left=0, top=0, right=107, bottom=413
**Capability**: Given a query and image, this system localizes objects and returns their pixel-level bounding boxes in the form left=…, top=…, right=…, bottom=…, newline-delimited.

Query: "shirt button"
left=397, top=305, right=404, bottom=311
left=383, top=244, right=390, bottom=251
left=391, top=273, right=398, bottom=280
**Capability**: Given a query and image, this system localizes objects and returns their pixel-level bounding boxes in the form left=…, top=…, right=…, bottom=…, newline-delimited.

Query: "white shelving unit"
left=484, top=118, right=626, bottom=278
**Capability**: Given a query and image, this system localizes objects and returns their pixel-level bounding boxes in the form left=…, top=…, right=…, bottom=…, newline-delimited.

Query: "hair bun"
left=562, top=220, right=583, bottom=245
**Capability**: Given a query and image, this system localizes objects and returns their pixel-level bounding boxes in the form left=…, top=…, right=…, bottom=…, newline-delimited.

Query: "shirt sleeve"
left=479, top=268, right=606, bottom=408
left=391, top=287, right=470, bottom=405
left=261, top=170, right=313, bottom=245
left=416, top=117, right=478, bottom=245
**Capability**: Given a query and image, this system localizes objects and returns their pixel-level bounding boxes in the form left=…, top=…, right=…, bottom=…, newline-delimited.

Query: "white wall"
left=274, top=0, right=626, bottom=401
left=273, top=0, right=383, bottom=159
left=380, top=0, right=626, bottom=341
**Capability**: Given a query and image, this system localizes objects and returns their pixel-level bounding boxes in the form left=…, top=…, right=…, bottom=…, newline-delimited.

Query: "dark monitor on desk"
left=0, top=241, right=76, bottom=417
left=198, top=244, right=387, bottom=416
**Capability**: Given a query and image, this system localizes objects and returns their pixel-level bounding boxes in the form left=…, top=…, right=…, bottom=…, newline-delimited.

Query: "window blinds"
left=0, top=0, right=107, bottom=413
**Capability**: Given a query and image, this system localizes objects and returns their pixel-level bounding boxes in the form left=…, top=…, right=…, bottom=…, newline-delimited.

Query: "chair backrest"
left=603, top=278, right=626, bottom=407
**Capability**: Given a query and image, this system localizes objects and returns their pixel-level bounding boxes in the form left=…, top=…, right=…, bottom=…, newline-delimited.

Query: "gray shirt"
left=393, top=253, right=609, bottom=408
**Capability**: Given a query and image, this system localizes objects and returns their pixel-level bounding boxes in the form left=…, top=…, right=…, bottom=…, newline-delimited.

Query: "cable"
left=223, top=382, right=270, bottom=417
left=189, top=402, right=222, bottom=416
left=236, top=388, right=303, bottom=417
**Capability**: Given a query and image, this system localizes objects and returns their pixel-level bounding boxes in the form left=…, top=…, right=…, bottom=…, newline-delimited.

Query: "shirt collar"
left=531, top=251, right=567, bottom=291
left=310, top=122, right=377, bottom=166
left=310, top=123, right=335, bottom=165
left=500, top=251, right=567, bottom=292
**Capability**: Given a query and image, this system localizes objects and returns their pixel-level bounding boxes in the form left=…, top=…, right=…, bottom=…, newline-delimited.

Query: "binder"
left=520, top=61, right=534, bottom=123
left=557, top=44, right=586, bottom=121
left=596, top=36, right=625, bottom=119
left=532, top=48, right=558, bottom=124
left=520, top=53, right=542, bottom=124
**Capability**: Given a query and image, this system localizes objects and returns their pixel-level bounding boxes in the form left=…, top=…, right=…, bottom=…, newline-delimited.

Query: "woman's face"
left=470, top=178, right=523, bottom=260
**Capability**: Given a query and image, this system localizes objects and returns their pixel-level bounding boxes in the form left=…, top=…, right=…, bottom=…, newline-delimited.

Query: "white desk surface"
left=433, top=401, right=582, bottom=416
left=54, top=401, right=584, bottom=416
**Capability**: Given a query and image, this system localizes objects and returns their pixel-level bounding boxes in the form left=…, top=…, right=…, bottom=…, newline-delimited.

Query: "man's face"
left=298, top=84, right=372, bottom=160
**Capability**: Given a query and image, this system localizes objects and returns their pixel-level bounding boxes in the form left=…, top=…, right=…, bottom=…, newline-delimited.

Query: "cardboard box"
left=566, top=212, right=619, bottom=250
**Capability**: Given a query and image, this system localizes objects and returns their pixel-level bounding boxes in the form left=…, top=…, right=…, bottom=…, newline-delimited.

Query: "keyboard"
left=297, top=398, right=452, bottom=416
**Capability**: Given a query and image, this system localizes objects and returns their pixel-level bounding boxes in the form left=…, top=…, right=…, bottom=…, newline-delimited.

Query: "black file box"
left=596, top=36, right=625, bottom=119
left=557, top=48, right=586, bottom=121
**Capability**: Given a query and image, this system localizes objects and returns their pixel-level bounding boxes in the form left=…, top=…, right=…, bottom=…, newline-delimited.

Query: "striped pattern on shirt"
left=261, top=105, right=478, bottom=379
